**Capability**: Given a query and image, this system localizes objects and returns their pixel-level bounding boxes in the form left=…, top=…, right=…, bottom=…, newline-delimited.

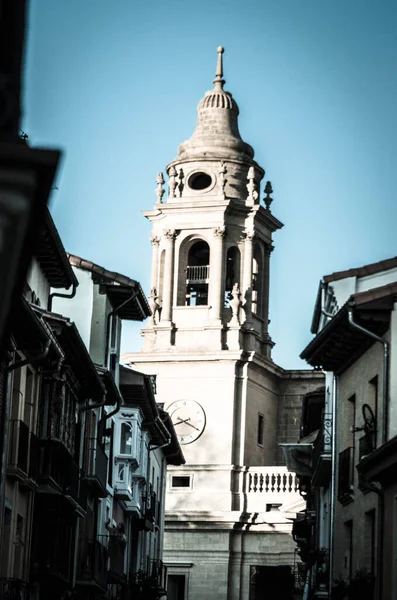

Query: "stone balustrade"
left=242, top=466, right=301, bottom=513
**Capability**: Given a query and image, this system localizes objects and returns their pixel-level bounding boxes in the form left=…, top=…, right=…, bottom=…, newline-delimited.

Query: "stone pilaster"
left=161, top=229, right=177, bottom=325
left=210, top=226, right=226, bottom=323
left=150, top=235, right=160, bottom=291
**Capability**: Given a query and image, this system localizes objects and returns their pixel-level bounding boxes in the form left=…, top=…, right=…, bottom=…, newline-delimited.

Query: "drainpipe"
left=321, top=282, right=334, bottom=320
left=347, top=305, right=389, bottom=443
left=328, top=374, right=338, bottom=597
left=47, top=282, right=78, bottom=312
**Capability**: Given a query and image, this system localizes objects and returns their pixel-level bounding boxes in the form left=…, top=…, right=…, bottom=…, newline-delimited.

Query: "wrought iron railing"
left=186, top=265, right=210, bottom=282
left=312, top=412, right=332, bottom=468
left=338, top=447, right=354, bottom=500
left=38, top=440, right=80, bottom=504
left=97, top=534, right=126, bottom=582
left=76, top=537, right=108, bottom=590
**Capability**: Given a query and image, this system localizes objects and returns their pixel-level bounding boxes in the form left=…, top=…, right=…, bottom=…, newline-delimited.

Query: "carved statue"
left=149, top=287, right=161, bottom=325
left=229, top=283, right=242, bottom=325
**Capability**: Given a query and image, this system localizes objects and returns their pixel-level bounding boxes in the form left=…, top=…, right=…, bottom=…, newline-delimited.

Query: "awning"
left=280, top=444, right=313, bottom=477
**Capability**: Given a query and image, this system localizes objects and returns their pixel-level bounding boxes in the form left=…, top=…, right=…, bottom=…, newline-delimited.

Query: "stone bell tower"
left=124, top=48, right=323, bottom=600
left=143, top=47, right=282, bottom=357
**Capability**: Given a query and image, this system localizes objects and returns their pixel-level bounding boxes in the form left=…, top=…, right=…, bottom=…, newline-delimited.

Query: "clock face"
left=168, top=400, right=206, bottom=445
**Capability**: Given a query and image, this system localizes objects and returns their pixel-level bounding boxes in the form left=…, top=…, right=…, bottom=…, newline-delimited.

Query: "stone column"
left=242, top=229, right=254, bottom=294
left=149, top=236, right=160, bottom=291
left=210, top=226, right=226, bottom=322
left=161, top=229, right=177, bottom=325
left=261, top=243, right=273, bottom=337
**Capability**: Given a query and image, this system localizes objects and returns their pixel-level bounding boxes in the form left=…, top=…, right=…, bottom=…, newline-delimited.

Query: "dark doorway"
left=167, top=574, right=186, bottom=600
left=250, top=565, right=294, bottom=600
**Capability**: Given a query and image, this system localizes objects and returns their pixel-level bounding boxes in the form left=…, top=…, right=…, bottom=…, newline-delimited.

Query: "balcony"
left=37, top=440, right=85, bottom=514
left=338, top=447, right=354, bottom=504
left=76, top=537, right=108, bottom=591
left=186, top=265, right=209, bottom=283
left=243, top=467, right=301, bottom=514
left=312, top=412, right=332, bottom=487
left=97, top=535, right=127, bottom=585
left=85, top=438, right=108, bottom=497
left=131, top=559, right=167, bottom=600
left=0, top=577, right=31, bottom=600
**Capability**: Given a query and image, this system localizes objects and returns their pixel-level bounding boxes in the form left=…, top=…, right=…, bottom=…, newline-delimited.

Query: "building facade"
left=123, top=47, right=324, bottom=600
left=298, top=257, right=397, bottom=600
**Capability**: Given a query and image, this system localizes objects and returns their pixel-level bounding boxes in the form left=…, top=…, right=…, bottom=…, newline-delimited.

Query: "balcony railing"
left=7, top=420, right=29, bottom=476
left=186, top=265, right=210, bottom=283
left=0, top=578, right=31, bottom=600
left=338, top=447, right=354, bottom=503
left=76, top=538, right=108, bottom=590
left=85, top=438, right=108, bottom=497
left=243, top=467, right=301, bottom=513
left=247, top=467, right=298, bottom=494
left=38, top=440, right=85, bottom=509
left=97, top=535, right=126, bottom=584
left=359, top=432, right=376, bottom=461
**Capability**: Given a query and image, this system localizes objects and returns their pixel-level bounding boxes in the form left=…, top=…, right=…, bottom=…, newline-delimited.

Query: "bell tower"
left=123, top=48, right=323, bottom=600
left=143, top=47, right=283, bottom=357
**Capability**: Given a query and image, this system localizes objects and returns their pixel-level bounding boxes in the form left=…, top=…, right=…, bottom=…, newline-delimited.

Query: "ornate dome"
left=176, top=47, right=255, bottom=162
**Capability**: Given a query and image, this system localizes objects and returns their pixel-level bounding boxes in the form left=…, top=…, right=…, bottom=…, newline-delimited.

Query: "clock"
left=168, top=400, right=206, bottom=445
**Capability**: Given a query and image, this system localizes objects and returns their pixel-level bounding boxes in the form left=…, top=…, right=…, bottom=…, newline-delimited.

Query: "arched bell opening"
left=185, top=240, right=210, bottom=306
left=224, top=246, right=241, bottom=307
left=252, top=244, right=264, bottom=316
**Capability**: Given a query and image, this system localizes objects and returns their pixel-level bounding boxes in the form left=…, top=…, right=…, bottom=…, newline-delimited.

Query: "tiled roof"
left=324, top=257, right=397, bottom=283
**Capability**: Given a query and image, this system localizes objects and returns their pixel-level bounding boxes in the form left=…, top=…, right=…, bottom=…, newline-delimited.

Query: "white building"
left=123, top=47, right=324, bottom=600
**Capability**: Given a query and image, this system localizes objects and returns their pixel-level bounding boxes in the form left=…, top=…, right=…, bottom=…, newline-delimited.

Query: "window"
left=188, top=171, right=212, bottom=191
left=171, top=476, right=191, bottom=489
left=120, top=422, right=133, bottom=455
left=364, top=510, right=376, bottom=575
left=344, top=520, right=353, bottom=581
left=224, top=246, right=241, bottom=307
left=257, top=414, right=264, bottom=446
left=185, top=241, right=210, bottom=306
left=167, top=574, right=186, bottom=600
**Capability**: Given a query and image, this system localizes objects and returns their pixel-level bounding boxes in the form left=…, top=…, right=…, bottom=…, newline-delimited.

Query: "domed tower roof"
left=177, top=47, right=255, bottom=162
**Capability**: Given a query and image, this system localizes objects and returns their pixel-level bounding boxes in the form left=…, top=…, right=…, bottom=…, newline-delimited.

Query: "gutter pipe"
left=328, top=374, right=338, bottom=597
left=48, top=282, right=78, bottom=312
left=347, top=305, right=389, bottom=443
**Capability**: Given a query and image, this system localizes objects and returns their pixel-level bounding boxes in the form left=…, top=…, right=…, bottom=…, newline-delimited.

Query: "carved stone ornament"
left=163, top=228, right=177, bottom=241
left=246, top=166, right=259, bottom=204
left=213, top=226, right=226, bottom=238
left=243, top=229, right=255, bottom=242
left=219, top=161, right=227, bottom=197
left=155, top=172, right=165, bottom=203
left=264, top=181, right=273, bottom=211
left=229, top=283, right=242, bottom=325
left=150, top=235, right=160, bottom=246
left=178, top=169, right=184, bottom=197
left=168, top=166, right=178, bottom=199
left=149, top=287, right=161, bottom=325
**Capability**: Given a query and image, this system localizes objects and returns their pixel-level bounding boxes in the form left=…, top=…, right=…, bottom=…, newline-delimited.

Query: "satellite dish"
left=362, top=404, right=376, bottom=434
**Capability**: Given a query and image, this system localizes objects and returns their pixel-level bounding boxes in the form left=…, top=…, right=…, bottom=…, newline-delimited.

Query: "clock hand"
left=174, top=417, right=200, bottom=432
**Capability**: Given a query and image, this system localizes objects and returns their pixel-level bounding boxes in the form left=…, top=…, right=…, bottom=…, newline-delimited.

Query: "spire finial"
left=213, top=46, right=225, bottom=90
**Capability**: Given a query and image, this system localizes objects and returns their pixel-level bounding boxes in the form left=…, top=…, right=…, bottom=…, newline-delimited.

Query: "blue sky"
left=24, top=0, right=397, bottom=368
